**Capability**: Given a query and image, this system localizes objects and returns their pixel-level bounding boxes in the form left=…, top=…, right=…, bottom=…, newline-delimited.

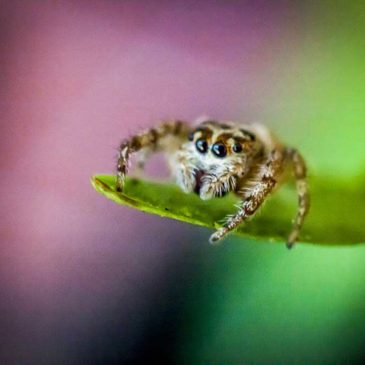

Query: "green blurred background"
left=274, top=0, right=365, bottom=177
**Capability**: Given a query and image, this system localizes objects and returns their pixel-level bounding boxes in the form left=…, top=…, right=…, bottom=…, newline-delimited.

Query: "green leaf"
left=91, top=174, right=365, bottom=246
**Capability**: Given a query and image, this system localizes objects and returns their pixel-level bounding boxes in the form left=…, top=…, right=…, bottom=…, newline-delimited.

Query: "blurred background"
left=1, top=0, right=364, bottom=364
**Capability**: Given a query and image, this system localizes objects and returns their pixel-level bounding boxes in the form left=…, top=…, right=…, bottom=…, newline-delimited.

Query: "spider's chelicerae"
left=116, top=118, right=310, bottom=248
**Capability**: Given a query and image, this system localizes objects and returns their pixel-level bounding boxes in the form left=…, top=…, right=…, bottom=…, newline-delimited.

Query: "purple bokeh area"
left=0, top=1, right=302, bottom=363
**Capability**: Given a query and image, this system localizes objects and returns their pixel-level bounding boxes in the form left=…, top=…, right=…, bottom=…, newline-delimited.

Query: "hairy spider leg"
left=285, top=148, right=310, bottom=248
left=209, top=148, right=285, bottom=244
left=116, top=120, right=189, bottom=191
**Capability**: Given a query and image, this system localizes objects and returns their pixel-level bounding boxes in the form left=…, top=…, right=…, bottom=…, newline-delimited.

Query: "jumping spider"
left=116, top=118, right=310, bottom=248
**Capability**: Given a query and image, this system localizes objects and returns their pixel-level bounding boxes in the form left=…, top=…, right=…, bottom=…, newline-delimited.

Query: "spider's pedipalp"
left=169, top=150, right=198, bottom=193
left=199, top=168, right=238, bottom=200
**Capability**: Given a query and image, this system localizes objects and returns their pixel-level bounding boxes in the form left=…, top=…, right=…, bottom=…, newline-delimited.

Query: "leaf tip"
left=90, top=176, right=113, bottom=194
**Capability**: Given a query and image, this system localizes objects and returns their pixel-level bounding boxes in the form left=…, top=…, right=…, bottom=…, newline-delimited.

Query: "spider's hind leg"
left=285, top=148, right=310, bottom=248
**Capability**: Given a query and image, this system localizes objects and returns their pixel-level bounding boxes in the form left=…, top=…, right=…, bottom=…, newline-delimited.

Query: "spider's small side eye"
left=232, top=143, right=242, bottom=153
left=196, top=139, right=208, bottom=153
left=188, top=131, right=194, bottom=141
left=212, top=142, right=227, bottom=158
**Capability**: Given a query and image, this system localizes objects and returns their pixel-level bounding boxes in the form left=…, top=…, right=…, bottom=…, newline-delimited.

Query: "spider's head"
left=187, top=120, right=260, bottom=196
left=188, top=121, right=258, bottom=162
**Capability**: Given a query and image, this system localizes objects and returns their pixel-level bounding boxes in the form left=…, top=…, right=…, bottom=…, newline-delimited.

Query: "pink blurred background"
left=1, top=1, right=307, bottom=363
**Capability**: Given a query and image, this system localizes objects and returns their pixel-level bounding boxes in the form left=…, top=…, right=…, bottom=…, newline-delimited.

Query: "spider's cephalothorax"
left=116, top=118, right=310, bottom=248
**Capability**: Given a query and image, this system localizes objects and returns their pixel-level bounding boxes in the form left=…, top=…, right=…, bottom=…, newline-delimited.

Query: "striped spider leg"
left=209, top=146, right=309, bottom=248
left=116, top=120, right=190, bottom=191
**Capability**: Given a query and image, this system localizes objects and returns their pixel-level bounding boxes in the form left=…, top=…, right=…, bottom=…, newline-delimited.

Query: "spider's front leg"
left=209, top=149, right=285, bottom=244
left=116, top=120, right=189, bottom=191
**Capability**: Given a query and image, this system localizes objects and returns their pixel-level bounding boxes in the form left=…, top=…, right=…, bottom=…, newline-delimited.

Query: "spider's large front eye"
left=212, top=142, right=227, bottom=158
left=196, top=139, right=208, bottom=153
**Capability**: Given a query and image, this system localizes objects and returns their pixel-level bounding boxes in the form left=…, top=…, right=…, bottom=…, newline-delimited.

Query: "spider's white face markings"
left=174, top=120, right=263, bottom=199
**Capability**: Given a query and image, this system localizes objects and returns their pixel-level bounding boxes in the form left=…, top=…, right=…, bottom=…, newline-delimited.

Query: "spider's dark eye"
left=196, top=139, right=208, bottom=153
left=188, top=131, right=194, bottom=141
left=212, top=142, right=227, bottom=158
left=232, top=143, right=242, bottom=153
